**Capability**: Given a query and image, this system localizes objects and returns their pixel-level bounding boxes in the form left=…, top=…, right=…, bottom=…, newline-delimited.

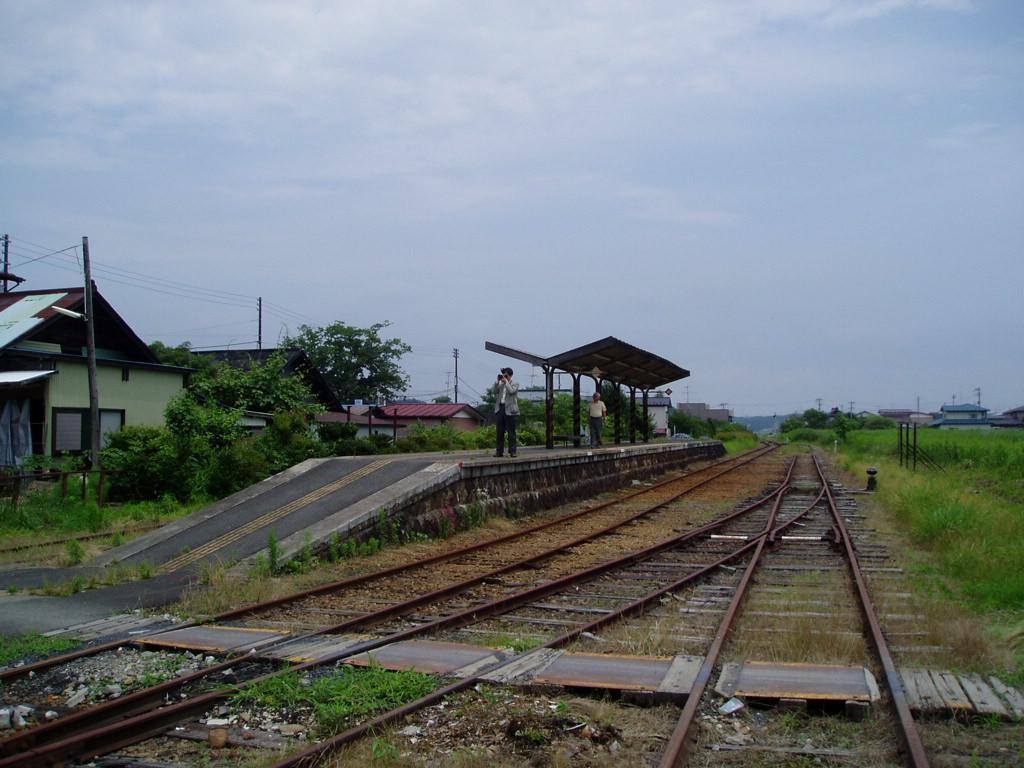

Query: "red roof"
left=378, top=403, right=481, bottom=420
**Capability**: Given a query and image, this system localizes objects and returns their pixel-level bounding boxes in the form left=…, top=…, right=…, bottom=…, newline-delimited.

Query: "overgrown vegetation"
left=0, top=477, right=195, bottom=538
left=0, top=633, right=78, bottom=667
left=229, top=665, right=436, bottom=737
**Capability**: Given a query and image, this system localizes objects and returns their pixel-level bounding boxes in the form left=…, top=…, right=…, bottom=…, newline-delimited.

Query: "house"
left=645, top=395, right=672, bottom=436
left=319, top=403, right=485, bottom=440
left=1003, top=405, right=1024, bottom=423
left=878, top=409, right=933, bottom=425
left=195, top=348, right=343, bottom=412
left=674, top=402, right=733, bottom=423
left=928, top=403, right=991, bottom=430
left=0, top=287, right=190, bottom=465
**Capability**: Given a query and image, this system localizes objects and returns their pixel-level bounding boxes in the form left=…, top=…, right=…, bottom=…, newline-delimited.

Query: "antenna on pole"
left=258, top=297, right=263, bottom=351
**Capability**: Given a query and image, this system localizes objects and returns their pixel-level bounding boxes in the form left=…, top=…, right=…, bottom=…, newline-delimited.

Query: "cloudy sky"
left=2, top=1, right=1021, bottom=415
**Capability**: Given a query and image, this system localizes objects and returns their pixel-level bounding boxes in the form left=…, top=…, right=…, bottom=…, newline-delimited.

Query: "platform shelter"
left=485, top=337, right=689, bottom=449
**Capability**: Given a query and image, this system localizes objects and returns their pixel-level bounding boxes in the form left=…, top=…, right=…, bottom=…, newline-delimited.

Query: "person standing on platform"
left=589, top=392, right=607, bottom=447
left=493, top=367, right=520, bottom=457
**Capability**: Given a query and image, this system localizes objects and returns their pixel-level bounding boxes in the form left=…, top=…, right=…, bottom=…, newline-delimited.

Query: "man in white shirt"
left=589, top=392, right=607, bottom=447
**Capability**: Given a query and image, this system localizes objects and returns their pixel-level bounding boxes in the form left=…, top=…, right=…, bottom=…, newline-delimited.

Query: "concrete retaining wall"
left=342, top=441, right=725, bottom=549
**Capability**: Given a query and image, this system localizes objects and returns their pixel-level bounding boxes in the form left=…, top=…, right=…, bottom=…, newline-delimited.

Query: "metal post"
left=629, top=387, right=636, bottom=444
left=257, top=297, right=262, bottom=351
left=913, top=424, right=918, bottom=472
left=572, top=374, right=581, bottom=445
left=898, top=423, right=903, bottom=467
left=545, top=366, right=554, bottom=449
left=613, top=382, right=622, bottom=445
left=642, top=390, right=649, bottom=442
left=82, top=237, right=101, bottom=468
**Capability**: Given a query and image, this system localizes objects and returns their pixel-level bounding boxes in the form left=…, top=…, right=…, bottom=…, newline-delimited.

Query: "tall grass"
left=836, top=429, right=1024, bottom=611
left=0, top=483, right=199, bottom=537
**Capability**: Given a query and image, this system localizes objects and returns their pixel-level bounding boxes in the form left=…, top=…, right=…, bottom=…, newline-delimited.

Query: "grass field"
left=802, top=428, right=1024, bottom=684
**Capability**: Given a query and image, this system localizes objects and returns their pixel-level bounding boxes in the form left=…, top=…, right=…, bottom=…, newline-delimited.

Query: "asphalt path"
left=0, top=456, right=432, bottom=636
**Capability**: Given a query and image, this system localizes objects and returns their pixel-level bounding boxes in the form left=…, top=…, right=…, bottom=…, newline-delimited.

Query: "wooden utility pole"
left=258, top=297, right=263, bottom=351
left=453, top=348, right=459, bottom=403
left=82, top=237, right=101, bottom=468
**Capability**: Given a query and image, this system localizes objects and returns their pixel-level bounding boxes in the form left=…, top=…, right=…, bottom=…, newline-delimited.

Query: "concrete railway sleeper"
left=0, top=450, right=796, bottom=767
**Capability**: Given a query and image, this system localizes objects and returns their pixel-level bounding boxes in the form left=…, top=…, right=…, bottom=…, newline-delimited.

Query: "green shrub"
left=208, top=437, right=271, bottom=497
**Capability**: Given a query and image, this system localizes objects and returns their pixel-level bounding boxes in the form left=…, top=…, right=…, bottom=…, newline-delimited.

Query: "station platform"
left=0, top=440, right=722, bottom=635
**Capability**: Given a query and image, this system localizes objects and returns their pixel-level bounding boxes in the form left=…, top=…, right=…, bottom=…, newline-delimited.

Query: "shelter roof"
left=486, top=336, right=688, bottom=391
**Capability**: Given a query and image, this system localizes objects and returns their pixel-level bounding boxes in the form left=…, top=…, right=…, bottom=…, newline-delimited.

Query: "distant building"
left=674, top=402, right=732, bottom=423
left=878, top=409, right=932, bottom=425
left=645, top=395, right=672, bottom=436
left=928, top=403, right=990, bottom=430
left=1003, top=405, right=1024, bottom=422
left=323, top=402, right=485, bottom=439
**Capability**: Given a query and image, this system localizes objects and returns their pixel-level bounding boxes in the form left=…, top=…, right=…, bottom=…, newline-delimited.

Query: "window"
left=51, top=408, right=125, bottom=454
left=121, top=367, right=130, bottom=382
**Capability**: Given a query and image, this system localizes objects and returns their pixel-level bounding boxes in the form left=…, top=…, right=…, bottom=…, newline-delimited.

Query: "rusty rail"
left=813, top=454, right=930, bottom=768
left=0, top=446, right=786, bottom=767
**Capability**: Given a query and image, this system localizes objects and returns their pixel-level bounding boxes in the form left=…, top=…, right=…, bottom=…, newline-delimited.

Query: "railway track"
left=0, top=444, right=782, bottom=765
left=3, top=448, right=993, bottom=766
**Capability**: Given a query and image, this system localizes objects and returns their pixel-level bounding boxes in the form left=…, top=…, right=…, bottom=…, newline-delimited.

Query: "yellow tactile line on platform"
left=157, top=458, right=392, bottom=574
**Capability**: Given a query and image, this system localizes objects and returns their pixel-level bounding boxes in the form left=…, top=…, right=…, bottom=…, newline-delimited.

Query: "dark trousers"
left=590, top=416, right=604, bottom=447
left=496, top=405, right=518, bottom=456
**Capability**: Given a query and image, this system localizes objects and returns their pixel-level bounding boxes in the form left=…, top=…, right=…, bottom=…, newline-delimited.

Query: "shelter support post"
left=642, top=389, right=650, bottom=442
left=629, top=387, right=636, bottom=444
left=545, top=366, right=555, bottom=450
left=572, top=374, right=581, bottom=442
left=612, top=381, right=622, bottom=445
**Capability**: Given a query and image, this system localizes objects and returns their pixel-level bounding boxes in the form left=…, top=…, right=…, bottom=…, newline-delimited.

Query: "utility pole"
left=452, top=348, right=459, bottom=403
left=974, top=387, right=981, bottom=406
left=952, top=393, right=957, bottom=405
left=916, top=395, right=920, bottom=413
left=2, top=234, right=9, bottom=293
left=848, top=400, right=854, bottom=415
left=816, top=397, right=823, bottom=411
left=82, top=237, right=101, bottom=468
left=257, top=297, right=263, bottom=351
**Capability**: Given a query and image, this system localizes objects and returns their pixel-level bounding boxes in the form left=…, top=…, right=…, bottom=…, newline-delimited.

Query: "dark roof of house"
left=646, top=396, right=673, bottom=407
left=941, top=403, right=988, bottom=413
left=486, top=336, right=688, bottom=390
left=1004, top=405, right=1024, bottom=416
left=0, top=287, right=188, bottom=371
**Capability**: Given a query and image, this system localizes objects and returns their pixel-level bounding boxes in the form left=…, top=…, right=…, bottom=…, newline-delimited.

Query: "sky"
left=1, top=0, right=1021, bottom=416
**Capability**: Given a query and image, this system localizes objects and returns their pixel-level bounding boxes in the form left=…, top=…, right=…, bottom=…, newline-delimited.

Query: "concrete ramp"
left=96, top=456, right=443, bottom=574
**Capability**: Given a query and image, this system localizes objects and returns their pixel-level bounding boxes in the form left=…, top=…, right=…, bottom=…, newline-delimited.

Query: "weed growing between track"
left=0, top=633, right=78, bottom=668
left=229, top=665, right=437, bottom=738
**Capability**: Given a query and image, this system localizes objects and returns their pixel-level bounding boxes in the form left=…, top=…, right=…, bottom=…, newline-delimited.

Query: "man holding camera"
left=493, top=367, right=520, bottom=457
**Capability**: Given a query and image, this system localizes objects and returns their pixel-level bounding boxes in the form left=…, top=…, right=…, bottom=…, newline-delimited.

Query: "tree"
left=285, top=321, right=411, bottom=403
left=191, top=351, right=319, bottom=417
left=149, top=341, right=214, bottom=372
left=802, top=408, right=829, bottom=428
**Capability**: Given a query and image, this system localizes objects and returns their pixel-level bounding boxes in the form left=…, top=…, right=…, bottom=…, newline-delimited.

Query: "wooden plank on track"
left=933, top=671, right=973, bottom=712
left=959, top=674, right=1009, bottom=718
left=900, top=669, right=944, bottom=715
left=989, top=676, right=1024, bottom=720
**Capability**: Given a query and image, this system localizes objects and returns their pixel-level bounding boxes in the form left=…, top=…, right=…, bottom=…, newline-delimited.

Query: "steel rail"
left=246, top=448, right=784, bottom=636
left=0, top=444, right=774, bottom=689
left=2, top=451, right=790, bottom=768
left=269, top=457, right=802, bottom=768
left=813, top=454, right=930, bottom=768
left=657, top=457, right=799, bottom=767
left=215, top=443, right=776, bottom=622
